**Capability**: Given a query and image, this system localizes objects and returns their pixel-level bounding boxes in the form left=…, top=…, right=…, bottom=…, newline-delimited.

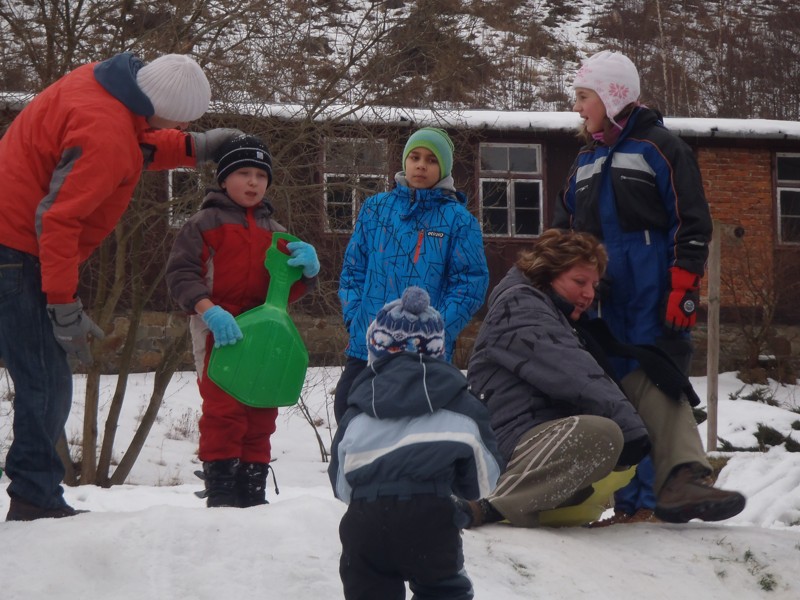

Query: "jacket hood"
left=348, top=352, right=468, bottom=419
left=93, top=52, right=155, bottom=117
left=391, top=174, right=466, bottom=220
left=491, top=266, right=578, bottom=319
left=487, top=266, right=533, bottom=306
left=199, top=188, right=275, bottom=216
left=394, top=172, right=458, bottom=195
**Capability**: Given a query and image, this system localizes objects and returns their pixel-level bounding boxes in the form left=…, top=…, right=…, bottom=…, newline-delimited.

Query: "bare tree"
left=0, top=0, right=486, bottom=484
left=718, top=227, right=800, bottom=384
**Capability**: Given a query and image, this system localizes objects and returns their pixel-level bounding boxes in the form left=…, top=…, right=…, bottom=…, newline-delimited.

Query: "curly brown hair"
left=516, top=229, right=608, bottom=289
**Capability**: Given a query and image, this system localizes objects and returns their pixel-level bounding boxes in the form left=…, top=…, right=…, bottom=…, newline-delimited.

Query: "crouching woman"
left=463, top=229, right=745, bottom=528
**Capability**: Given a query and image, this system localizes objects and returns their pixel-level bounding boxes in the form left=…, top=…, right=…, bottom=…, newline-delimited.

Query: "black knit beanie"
left=215, top=134, right=273, bottom=186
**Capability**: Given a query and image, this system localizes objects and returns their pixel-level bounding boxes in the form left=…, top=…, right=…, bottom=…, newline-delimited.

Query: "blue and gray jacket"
left=328, top=352, right=503, bottom=503
left=339, top=174, right=489, bottom=361
left=553, top=107, right=712, bottom=365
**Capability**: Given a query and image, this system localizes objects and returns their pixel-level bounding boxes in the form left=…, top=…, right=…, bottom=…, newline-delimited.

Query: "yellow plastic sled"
left=537, top=466, right=636, bottom=527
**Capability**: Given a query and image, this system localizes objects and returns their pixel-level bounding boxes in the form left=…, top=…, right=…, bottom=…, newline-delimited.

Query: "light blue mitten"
left=286, top=241, right=320, bottom=277
left=202, top=305, right=243, bottom=347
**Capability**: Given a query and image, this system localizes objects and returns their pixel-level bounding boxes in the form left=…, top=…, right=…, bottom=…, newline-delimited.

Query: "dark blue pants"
left=614, top=455, right=657, bottom=513
left=339, top=495, right=473, bottom=600
left=0, top=245, right=72, bottom=509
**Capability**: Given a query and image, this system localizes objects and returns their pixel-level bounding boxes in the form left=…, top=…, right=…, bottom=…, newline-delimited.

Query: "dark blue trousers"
left=0, top=245, right=73, bottom=509
left=339, top=495, right=473, bottom=600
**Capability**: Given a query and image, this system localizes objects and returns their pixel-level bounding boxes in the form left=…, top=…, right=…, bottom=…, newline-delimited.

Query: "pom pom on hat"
left=366, top=286, right=445, bottom=365
left=402, top=127, right=454, bottom=180
left=136, top=54, right=211, bottom=122
left=573, top=50, right=640, bottom=125
left=215, top=134, right=273, bottom=186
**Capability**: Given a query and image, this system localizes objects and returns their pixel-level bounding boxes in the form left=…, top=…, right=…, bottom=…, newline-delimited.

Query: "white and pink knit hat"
left=573, top=50, right=640, bottom=125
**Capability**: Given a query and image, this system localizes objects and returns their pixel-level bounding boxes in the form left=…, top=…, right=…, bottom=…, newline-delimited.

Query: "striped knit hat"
left=366, top=287, right=445, bottom=365
left=215, top=134, right=273, bottom=186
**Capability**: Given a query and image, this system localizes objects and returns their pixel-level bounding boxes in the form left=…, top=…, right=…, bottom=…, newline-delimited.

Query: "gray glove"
left=190, top=128, right=244, bottom=163
left=47, top=299, right=105, bottom=364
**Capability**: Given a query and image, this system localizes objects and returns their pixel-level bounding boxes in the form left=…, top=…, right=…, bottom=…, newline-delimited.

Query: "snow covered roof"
left=3, top=91, right=799, bottom=141
left=239, top=103, right=800, bottom=140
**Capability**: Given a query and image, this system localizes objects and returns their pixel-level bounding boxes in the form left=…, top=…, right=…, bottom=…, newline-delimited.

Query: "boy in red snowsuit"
left=167, top=134, right=319, bottom=507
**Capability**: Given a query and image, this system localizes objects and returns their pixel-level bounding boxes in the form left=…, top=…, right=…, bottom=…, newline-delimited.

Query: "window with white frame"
left=324, top=137, right=388, bottom=232
left=777, top=153, right=800, bottom=244
left=168, top=168, right=203, bottom=228
left=479, top=143, right=543, bottom=237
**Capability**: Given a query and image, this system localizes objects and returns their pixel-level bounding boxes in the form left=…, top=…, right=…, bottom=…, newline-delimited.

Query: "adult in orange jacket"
left=0, top=52, right=239, bottom=521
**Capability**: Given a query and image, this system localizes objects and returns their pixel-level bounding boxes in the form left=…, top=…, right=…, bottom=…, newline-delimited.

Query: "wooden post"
left=706, top=221, right=721, bottom=451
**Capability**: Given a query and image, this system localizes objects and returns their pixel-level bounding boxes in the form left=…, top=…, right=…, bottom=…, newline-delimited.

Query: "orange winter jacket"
left=0, top=52, right=198, bottom=304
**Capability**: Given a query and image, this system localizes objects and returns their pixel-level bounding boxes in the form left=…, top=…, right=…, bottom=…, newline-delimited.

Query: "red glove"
left=663, top=267, right=700, bottom=332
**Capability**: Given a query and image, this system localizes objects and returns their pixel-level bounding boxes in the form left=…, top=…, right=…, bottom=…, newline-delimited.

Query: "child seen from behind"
left=329, top=286, right=502, bottom=600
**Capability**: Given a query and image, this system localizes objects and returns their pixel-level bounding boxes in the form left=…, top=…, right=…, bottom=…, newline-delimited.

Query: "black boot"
left=202, top=459, right=240, bottom=508
left=236, top=462, right=275, bottom=508
left=452, top=496, right=504, bottom=529
left=6, top=495, right=88, bottom=521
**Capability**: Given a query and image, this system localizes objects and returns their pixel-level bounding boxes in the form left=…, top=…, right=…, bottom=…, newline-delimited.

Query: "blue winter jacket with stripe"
left=553, top=107, right=712, bottom=364
left=328, top=352, right=503, bottom=504
left=339, top=174, right=489, bottom=361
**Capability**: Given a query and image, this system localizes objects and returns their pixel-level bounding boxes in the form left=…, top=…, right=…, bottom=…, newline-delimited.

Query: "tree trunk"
left=109, top=327, right=189, bottom=485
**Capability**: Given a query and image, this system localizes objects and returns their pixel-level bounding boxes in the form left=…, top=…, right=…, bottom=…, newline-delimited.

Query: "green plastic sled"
left=537, top=466, right=637, bottom=527
left=207, top=232, right=308, bottom=408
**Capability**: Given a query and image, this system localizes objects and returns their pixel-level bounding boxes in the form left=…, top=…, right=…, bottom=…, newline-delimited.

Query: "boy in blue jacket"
left=335, top=127, right=489, bottom=422
left=329, top=287, right=502, bottom=600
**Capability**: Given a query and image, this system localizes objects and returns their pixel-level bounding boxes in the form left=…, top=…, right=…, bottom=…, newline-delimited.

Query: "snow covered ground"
left=1, top=368, right=799, bottom=599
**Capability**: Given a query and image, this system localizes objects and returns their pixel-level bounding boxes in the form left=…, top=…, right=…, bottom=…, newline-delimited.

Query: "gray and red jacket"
left=166, top=190, right=316, bottom=316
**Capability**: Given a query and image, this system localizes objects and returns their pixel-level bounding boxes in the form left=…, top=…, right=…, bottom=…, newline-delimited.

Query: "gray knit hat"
left=136, top=54, right=211, bottom=122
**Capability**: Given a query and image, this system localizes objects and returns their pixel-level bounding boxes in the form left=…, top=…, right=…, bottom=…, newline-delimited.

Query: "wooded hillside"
left=1, top=1, right=797, bottom=119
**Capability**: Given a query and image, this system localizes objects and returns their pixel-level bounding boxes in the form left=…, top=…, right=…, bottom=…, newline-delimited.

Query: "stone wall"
left=111, top=312, right=800, bottom=380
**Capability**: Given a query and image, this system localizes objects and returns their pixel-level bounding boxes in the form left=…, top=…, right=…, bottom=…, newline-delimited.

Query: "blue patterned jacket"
left=339, top=174, right=489, bottom=360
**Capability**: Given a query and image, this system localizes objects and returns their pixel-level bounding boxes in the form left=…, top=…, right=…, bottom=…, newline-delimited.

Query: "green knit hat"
left=402, top=127, right=454, bottom=180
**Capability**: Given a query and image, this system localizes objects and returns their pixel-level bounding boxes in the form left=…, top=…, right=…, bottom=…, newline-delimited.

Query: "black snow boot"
left=452, top=496, right=504, bottom=529
left=202, top=458, right=240, bottom=508
left=236, top=462, right=278, bottom=508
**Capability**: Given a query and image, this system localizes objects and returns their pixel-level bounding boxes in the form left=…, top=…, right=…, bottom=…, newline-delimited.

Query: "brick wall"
left=696, top=147, right=774, bottom=308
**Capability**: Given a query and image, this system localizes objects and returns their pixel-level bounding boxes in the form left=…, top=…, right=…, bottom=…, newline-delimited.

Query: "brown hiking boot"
left=589, top=508, right=661, bottom=528
left=6, top=496, right=88, bottom=522
left=655, top=463, right=746, bottom=524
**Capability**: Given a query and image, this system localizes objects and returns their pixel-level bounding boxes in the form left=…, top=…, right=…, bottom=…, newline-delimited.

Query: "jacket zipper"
left=413, top=230, right=424, bottom=264
left=619, top=174, right=655, bottom=187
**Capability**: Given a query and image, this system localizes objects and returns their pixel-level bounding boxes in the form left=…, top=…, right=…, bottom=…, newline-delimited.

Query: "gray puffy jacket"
left=466, top=267, right=647, bottom=462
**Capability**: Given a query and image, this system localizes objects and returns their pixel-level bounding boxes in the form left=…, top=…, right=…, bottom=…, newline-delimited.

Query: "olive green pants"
left=488, top=369, right=709, bottom=527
